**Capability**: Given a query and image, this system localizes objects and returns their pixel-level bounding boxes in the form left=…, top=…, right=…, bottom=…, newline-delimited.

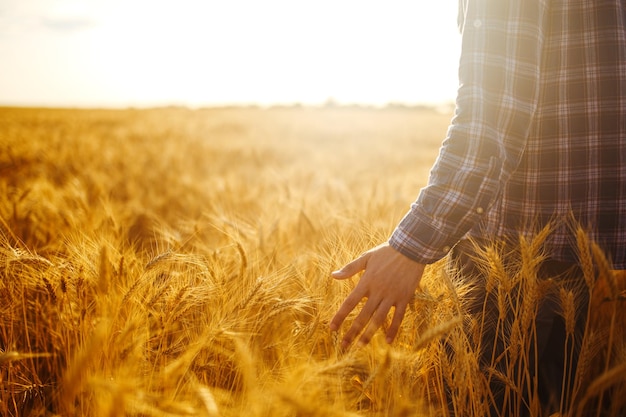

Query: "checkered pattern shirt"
left=389, top=0, right=626, bottom=268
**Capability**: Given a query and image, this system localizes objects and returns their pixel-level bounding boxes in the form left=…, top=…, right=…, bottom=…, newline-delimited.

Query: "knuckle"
left=359, top=333, right=372, bottom=345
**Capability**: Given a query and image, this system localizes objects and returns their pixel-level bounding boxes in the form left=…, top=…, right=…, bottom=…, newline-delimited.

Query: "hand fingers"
left=339, top=296, right=382, bottom=348
left=334, top=299, right=411, bottom=348
left=331, top=252, right=369, bottom=279
left=385, top=302, right=408, bottom=343
left=329, top=285, right=366, bottom=332
left=355, top=299, right=396, bottom=347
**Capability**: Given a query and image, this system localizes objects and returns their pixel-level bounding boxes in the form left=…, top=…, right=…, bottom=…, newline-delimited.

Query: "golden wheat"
left=1, top=106, right=625, bottom=417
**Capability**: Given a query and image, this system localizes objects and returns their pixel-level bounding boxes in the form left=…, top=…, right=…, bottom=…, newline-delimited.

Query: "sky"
left=0, top=0, right=462, bottom=108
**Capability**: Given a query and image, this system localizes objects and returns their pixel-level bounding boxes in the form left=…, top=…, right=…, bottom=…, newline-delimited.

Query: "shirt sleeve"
left=389, top=0, right=549, bottom=264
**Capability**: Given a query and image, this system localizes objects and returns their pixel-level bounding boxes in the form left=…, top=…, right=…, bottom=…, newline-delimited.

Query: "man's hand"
left=329, top=242, right=426, bottom=349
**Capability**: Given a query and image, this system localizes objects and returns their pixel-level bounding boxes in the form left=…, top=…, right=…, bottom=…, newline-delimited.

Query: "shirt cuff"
left=388, top=208, right=458, bottom=264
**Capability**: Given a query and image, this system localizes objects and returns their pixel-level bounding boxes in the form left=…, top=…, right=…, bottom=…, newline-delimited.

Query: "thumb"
left=331, top=253, right=369, bottom=280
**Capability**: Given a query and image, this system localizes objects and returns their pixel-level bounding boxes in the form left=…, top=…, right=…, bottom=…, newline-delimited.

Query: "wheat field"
left=1, top=106, right=625, bottom=417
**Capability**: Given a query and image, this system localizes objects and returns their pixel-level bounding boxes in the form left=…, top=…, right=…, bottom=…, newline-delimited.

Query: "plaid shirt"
left=390, top=0, right=626, bottom=268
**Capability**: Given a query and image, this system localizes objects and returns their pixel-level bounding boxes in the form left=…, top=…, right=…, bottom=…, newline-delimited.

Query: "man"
left=330, top=0, right=626, bottom=414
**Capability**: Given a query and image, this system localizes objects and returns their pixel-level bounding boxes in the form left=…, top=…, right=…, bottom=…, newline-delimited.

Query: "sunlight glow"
left=0, top=0, right=461, bottom=107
